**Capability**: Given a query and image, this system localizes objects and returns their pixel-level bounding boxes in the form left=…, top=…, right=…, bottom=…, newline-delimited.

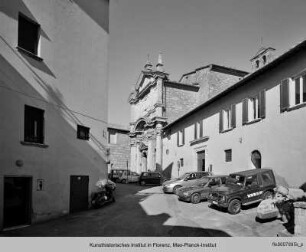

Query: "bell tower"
left=250, top=47, right=275, bottom=71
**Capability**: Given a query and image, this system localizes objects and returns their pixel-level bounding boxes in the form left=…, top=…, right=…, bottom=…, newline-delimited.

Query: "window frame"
left=177, top=128, right=185, bottom=147
left=77, top=125, right=90, bottom=141
left=17, top=13, right=42, bottom=59
left=24, top=105, right=45, bottom=144
left=219, top=104, right=236, bottom=133
left=242, top=90, right=266, bottom=125
left=224, top=149, right=232, bottom=162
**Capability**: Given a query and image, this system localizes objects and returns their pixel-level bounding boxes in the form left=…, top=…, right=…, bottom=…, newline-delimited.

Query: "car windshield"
left=226, top=174, right=245, bottom=186
left=198, top=177, right=210, bottom=186
left=178, top=173, right=190, bottom=180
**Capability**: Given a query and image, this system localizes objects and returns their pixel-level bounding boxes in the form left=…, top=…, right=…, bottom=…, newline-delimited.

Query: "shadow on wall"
left=0, top=0, right=51, bottom=40
left=0, top=34, right=108, bottom=158
left=74, top=0, right=109, bottom=33
left=0, top=53, right=108, bottom=172
left=162, top=162, right=173, bottom=180
left=19, top=52, right=56, bottom=78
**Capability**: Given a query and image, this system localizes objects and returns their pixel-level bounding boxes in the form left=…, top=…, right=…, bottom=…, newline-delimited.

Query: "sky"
left=108, top=0, right=306, bottom=126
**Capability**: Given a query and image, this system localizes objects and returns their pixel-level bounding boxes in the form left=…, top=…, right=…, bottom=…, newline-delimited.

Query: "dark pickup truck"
left=208, top=168, right=276, bottom=214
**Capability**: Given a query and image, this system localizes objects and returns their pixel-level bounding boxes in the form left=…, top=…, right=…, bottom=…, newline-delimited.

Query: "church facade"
left=128, top=54, right=248, bottom=175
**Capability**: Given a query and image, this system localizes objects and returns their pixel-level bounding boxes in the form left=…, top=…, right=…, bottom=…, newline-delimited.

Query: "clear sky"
left=108, top=0, right=306, bottom=126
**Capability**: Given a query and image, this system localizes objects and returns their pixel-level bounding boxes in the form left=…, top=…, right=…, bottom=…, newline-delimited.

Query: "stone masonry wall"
left=109, top=132, right=130, bottom=170
left=164, top=85, right=198, bottom=123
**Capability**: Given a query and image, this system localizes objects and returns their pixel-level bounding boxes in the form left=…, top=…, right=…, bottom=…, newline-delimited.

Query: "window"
left=261, top=172, right=274, bottom=186
left=242, top=90, right=265, bottom=124
left=294, top=76, right=306, bottom=105
left=280, top=75, right=306, bottom=112
left=219, top=104, right=236, bottom=132
left=245, top=175, right=259, bottom=188
left=77, top=125, right=90, bottom=140
left=256, top=60, right=260, bottom=68
left=18, top=13, right=40, bottom=56
left=109, top=131, right=117, bottom=144
left=194, top=121, right=203, bottom=140
left=24, top=105, right=44, bottom=144
left=177, top=129, right=185, bottom=146
left=180, top=158, right=184, bottom=167
left=225, top=149, right=232, bottom=162
left=263, top=55, right=267, bottom=65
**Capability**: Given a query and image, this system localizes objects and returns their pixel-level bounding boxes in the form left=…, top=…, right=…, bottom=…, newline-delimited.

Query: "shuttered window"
left=231, top=104, right=236, bottom=128
left=219, top=111, right=223, bottom=133
left=259, top=90, right=266, bottom=119
left=242, top=98, right=248, bottom=125
left=280, top=79, right=289, bottom=112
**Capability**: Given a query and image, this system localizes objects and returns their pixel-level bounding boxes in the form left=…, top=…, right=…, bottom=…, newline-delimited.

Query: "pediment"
left=135, top=72, right=155, bottom=92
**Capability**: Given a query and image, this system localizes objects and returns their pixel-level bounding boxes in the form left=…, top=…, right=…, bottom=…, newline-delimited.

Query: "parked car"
left=177, top=175, right=228, bottom=204
left=162, top=171, right=212, bottom=194
left=108, top=169, right=127, bottom=182
left=118, top=171, right=140, bottom=183
left=139, top=171, right=165, bottom=186
left=208, top=168, right=276, bottom=214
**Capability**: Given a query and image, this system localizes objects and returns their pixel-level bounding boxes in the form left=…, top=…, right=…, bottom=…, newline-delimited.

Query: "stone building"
left=128, top=54, right=248, bottom=175
left=0, top=0, right=109, bottom=230
left=107, top=124, right=130, bottom=172
left=162, top=40, right=306, bottom=188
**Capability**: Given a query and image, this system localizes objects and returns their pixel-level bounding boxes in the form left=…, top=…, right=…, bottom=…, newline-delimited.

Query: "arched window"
left=263, top=55, right=267, bottom=65
left=251, top=150, right=261, bottom=169
left=256, top=60, right=260, bottom=68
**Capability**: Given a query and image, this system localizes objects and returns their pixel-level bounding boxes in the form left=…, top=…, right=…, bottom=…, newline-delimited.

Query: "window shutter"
left=177, top=131, right=179, bottom=146
left=200, top=120, right=203, bottom=138
left=259, top=90, right=266, bottom=119
left=194, top=123, right=197, bottom=140
left=280, top=79, right=289, bottom=112
left=182, top=129, right=185, bottom=145
left=242, top=98, right=248, bottom=125
left=219, top=111, right=223, bottom=133
left=231, top=104, right=236, bottom=128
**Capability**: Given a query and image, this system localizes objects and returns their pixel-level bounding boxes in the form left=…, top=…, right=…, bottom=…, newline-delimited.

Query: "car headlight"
left=219, top=195, right=226, bottom=202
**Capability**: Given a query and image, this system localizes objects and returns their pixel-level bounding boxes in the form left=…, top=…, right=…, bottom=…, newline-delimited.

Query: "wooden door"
left=70, top=176, right=89, bottom=213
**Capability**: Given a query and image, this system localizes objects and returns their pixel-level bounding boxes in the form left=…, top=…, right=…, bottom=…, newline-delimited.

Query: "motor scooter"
left=91, top=179, right=115, bottom=208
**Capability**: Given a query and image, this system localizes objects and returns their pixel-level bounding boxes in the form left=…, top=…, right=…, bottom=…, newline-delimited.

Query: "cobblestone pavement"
left=0, top=183, right=289, bottom=237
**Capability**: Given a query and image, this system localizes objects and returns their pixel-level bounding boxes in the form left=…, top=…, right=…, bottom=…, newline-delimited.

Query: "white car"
left=118, top=171, right=140, bottom=183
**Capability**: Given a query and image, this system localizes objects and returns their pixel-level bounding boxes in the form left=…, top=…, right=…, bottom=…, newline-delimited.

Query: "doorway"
left=70, top=176, right=89, bottom=213
left=251, top=150, right=261, bottom=169
left=197, top=150, right=206, bottom=171
left=3, top=177, right=32, bottom=228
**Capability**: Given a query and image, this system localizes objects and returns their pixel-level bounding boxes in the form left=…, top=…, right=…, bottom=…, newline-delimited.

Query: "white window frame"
left=222, top=109, right=231, bottom=131
left=248, top=96, right=259, bottom=122
left=178, top=129, right=184, bottom=146
left=289, top=76, right=306, bottom=107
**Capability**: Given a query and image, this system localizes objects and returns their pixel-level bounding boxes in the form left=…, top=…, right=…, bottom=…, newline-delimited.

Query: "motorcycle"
left=91, top=179, right=116, bottom=208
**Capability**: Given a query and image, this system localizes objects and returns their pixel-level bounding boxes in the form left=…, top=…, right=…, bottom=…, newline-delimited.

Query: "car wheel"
left=191, top=193, right=201, bottom=204
left=173, top=185, right=182, bottom=194
left=140, top=180, right=146, bottom=186
left=228, top=199, right=241, bottom=215
left=122, top=179, right=127, bottom=184
left=263, top=191, right=273, bottom=200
